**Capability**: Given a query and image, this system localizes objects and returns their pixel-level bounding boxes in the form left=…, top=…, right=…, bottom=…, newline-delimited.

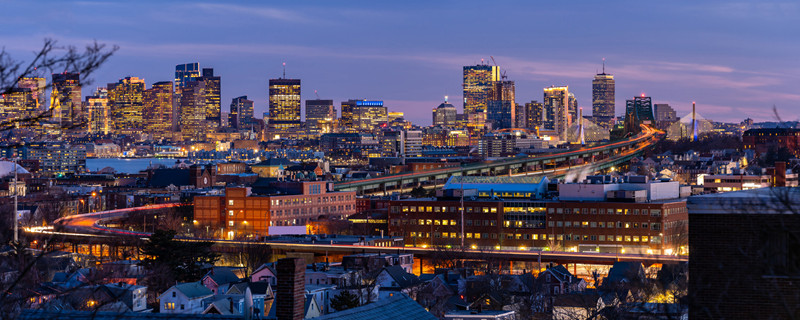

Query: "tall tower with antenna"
left=592, top=58, right=615, bottom=128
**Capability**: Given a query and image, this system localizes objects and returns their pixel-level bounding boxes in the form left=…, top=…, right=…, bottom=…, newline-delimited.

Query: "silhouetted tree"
left=330, top=290, right=360, bottom=311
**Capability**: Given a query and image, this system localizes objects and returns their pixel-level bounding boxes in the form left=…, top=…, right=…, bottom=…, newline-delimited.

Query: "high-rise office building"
left=432, top=99, right=457, bottom=127
left=654, top=103, right=677, bottom=122
left=353, top=100, right=387, bottom=131
left=179, top=79, right=207, bottom=140
left=143, top=81, right=173, bottom=137
left=0, top=87, right=37, bottom=125
left=305, top=99, right=336, bottom=134
left=107, top=77, right=145, bottom=134
left=543, top=86, right=570, bottom=139
left=524, top=101, right=544, bottom=132
left=17, top=77, right=46, bottom=110
left=592, top=67, right=615, bottom=128
left=229, top=96, right=255, bottom=130
left=51, top=72, right=82, bottom=129
left=340, top=100, right=356, bottom=131
left=268, top=78, right=301, bottom=131
left=568, top=93, right=578, bottom=124
left=174, top=63, right=200, bottom=89
left=200, top=68, right=221, bottom=128
left=487, top=80, right=516, bottom=129
left=85, top=87, right=109, bottom=135
left=463, top=65, right=500, bottom=115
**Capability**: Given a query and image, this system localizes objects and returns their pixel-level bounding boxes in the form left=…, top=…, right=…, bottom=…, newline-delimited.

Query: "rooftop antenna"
left=602, top=58, right=606, bottom=74
left=444, top=95, right=449, bottom=103
left=282, top=62, right=286, bottom=79
left=314, top=90, right=320, bottom=99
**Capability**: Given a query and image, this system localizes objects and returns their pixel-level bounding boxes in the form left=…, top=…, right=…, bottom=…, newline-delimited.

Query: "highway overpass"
left=333, top=125, right=662, bottom=194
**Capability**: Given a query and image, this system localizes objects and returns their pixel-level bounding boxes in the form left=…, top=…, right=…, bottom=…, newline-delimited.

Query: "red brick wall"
left=689, top=213, right=800, bottom=319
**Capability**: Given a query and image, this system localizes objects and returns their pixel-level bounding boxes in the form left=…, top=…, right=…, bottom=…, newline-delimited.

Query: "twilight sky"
left=1, top=0, right=799, bottom=126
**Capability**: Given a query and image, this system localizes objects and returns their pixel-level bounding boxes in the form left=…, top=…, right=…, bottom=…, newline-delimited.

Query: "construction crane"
left=489, top=56, right=508, bottom=80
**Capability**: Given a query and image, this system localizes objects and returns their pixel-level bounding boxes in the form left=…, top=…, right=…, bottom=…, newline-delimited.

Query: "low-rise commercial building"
left=194, top=181, right=356, bottom=239
left=387, top=175, right=688, bottom=255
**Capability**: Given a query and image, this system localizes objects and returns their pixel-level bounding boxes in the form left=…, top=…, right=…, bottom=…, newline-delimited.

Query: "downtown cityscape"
left=1, top=1, right=799, bottom=320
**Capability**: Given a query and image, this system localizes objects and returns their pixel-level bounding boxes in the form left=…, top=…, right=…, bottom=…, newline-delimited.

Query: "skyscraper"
left=432, top=99, right=457, bottom=127
left=174, top=63, right=201, bottom=131
left=51, top=72, right=82, bottom=129
left=305, top=99, right=336, bottom=134
left=654, top=103, right=677, bottom=122
left=230, top=96, right=254, bottom=130
left=543, top=86, right=570, bottom=139
left=340, top=100, right=356, bottom=131
left=143, top=81, right=173, bottom=138
left=523, top=101, right=544, bottom=132
left=174, top=63, right=200, bottom=89
left=0, top=87, right=37, bottom=125
left=268, top=78, right=301, bottom=131
left=17, top=77, right=46, bottom=110
left=353, top=100, right=387, bottom=131
left=463, top=64, right=500, bottom=115
left=179, top=79, right=207, bottom=140
left=487, top=80, right=516, bottom=129
left=568, top=92, right=578, bottom=124
left=107, top=77, right=145, bottom=134
left=85, top=87, right=109, bottom=135
left=200, top=68, right=221, bottom=128
left=592, top=65, right=615, bottom=128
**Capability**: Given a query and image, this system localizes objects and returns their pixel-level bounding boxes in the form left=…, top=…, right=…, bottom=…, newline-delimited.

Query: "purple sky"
left=2, top=1, right=799, bottom=125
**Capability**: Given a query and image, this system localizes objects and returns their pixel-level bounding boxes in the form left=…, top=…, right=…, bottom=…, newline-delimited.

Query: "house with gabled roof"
left=201, top=267, right=240, bottom=294
left=158, top=282, right=213, bottom=314
left=376, top=265, right=420, bottom=292
left=304, top=294, right=322, bottom=319
left=532, top=265, right=587, bottom=313
left=250, top=263, right=277, bottom=286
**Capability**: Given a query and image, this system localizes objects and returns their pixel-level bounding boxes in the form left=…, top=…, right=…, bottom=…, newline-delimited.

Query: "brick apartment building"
left=194, top=181, right=356, bottom=239
left=743, top=128, right=800, bottom=157
left=387, top=175, right=689, bottom=254
left=687, top=188, right=800, bottom=319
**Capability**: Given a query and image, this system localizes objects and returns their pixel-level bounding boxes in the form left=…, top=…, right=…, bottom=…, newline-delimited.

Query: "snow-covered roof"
left=0, top=161, right=29, bottom=176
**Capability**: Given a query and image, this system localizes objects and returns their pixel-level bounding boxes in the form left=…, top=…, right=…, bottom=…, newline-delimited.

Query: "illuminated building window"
left=228, top=221, right=234, bottom=226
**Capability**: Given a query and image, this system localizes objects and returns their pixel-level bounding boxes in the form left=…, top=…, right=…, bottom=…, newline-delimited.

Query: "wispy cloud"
left=191, top=3, right=311, bottom=23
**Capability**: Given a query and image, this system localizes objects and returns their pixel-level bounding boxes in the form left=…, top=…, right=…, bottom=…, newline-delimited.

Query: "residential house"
left=376, top=265, right=420, bottom=297
left=201, top=267, right=241, bottom=294
left=251, top=263, right=277, bottom=286
left=158, top=282, right=214, bottom=314
left=304, top=294, right=323, bottom=319
left=532, top=265, right=587, bottom=313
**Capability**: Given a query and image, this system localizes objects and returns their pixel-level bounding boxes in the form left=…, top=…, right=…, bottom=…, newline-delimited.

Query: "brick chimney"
left=276, top=258, right=305, bottom=320
left=774, top=161, right=787, bottom=187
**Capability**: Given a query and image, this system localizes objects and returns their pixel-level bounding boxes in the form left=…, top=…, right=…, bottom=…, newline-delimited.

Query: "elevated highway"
left=334, top=126, right=662, bottom=194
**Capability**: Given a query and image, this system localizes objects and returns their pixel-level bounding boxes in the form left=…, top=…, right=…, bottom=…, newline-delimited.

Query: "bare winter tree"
left=234, top=241, right=273, bottom=279
left=0, top=38, right=117, bottom=135
left=0, top=38, right=116, bottom=318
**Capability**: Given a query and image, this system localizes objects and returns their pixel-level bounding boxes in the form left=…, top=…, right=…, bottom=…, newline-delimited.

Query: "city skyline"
left=1, top=1, right=799, bottom=126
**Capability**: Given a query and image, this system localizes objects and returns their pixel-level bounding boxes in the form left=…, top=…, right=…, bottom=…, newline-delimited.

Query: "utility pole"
left=460, top=174, right=465, bottom=249
left=13, top=156, right=18, bottom=242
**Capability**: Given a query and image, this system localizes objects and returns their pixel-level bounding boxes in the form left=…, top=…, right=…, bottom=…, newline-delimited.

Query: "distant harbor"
left=86, top=158, right=186, bottom=174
